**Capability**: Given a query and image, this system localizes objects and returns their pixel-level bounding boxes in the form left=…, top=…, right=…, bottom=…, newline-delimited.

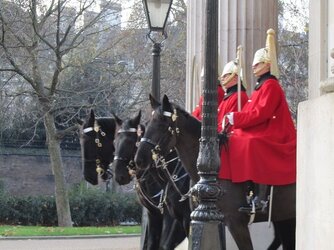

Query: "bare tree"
left=124, top=0, right=187, bottom=120
left=278, top=0, right=309, bottom=122
left=0, top=0, right=127, bottom=226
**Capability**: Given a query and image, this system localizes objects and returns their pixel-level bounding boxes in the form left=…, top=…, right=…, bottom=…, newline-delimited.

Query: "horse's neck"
left=175, top=117, right=201, bottom=183
left=136, top=168, right=164, bottom=191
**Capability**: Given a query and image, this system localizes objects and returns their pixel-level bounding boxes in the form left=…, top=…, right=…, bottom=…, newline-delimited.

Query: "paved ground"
left=0, top=235, right=140, bottom=250
left=0, top=222, right=282, bottom=250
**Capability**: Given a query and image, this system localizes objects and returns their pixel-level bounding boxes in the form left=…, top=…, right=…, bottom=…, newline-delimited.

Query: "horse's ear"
left=90, top=109, right=95, bottom=117
left=162, top=95, right=172, bottom=112
left=149, top=94, right=160, bottom=109
left=131, top=110, right=141, bottom=127
left=87, top=109, right=95, bottom=125
left=112, top=112, right=123, bottom=126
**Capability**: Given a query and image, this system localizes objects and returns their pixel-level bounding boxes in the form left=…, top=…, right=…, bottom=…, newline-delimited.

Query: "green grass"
left=0, top=225, right=141, bottom=237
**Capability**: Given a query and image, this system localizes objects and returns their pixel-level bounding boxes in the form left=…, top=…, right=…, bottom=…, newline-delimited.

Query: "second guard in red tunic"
left=217, top=49, right=249, bottom=180
left=192, top=68, right=225, bottom=121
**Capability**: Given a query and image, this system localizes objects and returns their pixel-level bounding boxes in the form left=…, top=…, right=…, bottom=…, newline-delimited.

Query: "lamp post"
left=189, top=0, right=225, bottom=249
left=141, top=1, right=172, bottom=249
left=142, top=0, right=173, bottom=101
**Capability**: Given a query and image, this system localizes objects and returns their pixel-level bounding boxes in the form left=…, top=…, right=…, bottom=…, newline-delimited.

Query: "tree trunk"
left=44, top=112, right=72, bottom=227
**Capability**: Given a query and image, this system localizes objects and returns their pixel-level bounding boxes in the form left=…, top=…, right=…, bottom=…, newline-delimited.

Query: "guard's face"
left=253, top=62, right=270, bottom=77
left=221, top=73, right=238, bottom=89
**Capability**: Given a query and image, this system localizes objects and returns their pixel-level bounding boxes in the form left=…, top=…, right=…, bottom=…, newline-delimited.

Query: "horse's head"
left=81, top=109, right=116, bottom=185
left=135, top=94, right=181, bottom=170
left=112, top=111, right=143, bottom=185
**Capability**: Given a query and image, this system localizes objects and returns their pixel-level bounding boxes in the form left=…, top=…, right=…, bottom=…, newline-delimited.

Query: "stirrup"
left=238, top=198, right=268, bottom=214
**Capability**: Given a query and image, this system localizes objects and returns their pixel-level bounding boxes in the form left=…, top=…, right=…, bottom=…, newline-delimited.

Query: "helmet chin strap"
left=254, top=63, right=270, bottom=77
left=222, top=72, right=236, bottom=87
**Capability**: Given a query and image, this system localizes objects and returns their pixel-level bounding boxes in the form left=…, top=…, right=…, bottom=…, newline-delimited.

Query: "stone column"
left=297, top=0, right=334, bottom=249
left=186, top=0, right=278, bottom=111
left=185, top=1, right=206, bottom=112
left=218, top=0, right=278, bottom=91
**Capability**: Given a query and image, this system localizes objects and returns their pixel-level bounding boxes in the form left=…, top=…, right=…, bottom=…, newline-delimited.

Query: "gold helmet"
left=221, top=60, right=238, bottom=86
left=221, top=45, right=246, bottom=88
left=252, top=29, right=279, bottom=78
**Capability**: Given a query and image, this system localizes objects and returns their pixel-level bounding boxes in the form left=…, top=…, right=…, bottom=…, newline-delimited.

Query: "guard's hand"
left=218, top=132, right=229, bottom=150
left=226, top=112, right=234, bottom=125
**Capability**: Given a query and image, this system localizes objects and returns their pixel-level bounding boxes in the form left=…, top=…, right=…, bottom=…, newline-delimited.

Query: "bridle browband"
left=140, top=108, right=180, bottom=161
left=113, top=127, right=139, bottom=174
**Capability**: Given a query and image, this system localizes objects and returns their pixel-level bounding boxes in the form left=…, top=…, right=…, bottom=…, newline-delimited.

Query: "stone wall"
left=296, top=0, right=334, bottom=249
left=0, top=152, right=82, bottom=196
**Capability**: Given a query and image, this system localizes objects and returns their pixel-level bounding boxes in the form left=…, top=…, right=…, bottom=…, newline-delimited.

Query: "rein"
left=114, top=126, right=165, bottom=213
left=152, top=151, right=189, bottom=201
left=135, top=169, right=166, bottom=214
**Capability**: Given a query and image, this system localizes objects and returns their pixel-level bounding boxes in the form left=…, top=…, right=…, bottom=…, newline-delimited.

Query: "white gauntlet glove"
left=226, top=112, right=234, bottom=125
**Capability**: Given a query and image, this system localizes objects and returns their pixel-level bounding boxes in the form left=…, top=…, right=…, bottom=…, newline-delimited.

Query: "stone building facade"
left=185, top=0, right=277, bottom=112
left=296, top=0, right=334, bottom=249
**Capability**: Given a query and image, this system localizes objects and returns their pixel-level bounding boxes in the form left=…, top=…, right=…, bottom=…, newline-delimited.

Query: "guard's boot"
left=238, top=184, right=269, bottom=214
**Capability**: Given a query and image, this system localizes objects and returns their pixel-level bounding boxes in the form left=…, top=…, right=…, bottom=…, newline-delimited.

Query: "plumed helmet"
left=222, top=61, right=238, bottom=77
left=252, top=48, right=270, bottom=66
left=252, top=29, right=280, bottom=78
left=220, top=45, right=246, bottom=88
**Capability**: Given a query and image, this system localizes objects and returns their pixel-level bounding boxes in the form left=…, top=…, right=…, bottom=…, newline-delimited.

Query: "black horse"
left=80, top=110, right=184, bottom=249
left=81, top=109, right=115, bottom=186
left=112, top=111, right=191, bottom=250
left=134, top=95, right=296, bottom=250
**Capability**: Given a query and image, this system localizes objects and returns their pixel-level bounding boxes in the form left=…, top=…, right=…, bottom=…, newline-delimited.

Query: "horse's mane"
left=96, top=117, right=116, bottom=139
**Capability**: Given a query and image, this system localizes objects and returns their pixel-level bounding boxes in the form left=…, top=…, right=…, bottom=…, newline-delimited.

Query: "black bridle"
left=139, top=108, right=189, bottom=201
left=114, top=126, right=167, bottom=213
left=113, top=127, right=138, bottom=174
left=83, top=120, right=113, bottom=180
left=140, top=109, right=179, bottom=161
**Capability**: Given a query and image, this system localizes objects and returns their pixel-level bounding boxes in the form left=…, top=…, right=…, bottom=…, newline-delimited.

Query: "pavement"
left=0, top=222, right=282, bottom=250
left=0, top=235, right=141, bottom=250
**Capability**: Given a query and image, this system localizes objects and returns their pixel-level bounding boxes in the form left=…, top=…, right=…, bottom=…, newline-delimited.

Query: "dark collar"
left=254, top=72, right=277, bottom=90
left=224, top=84, right=246, bottom=100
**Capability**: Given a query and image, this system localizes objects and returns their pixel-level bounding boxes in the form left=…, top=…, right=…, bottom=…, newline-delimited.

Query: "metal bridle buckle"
left=94, top=121, right=100, bottom=132
left=96, top=159, right=104, bottom=175
left=171, top=110, right=177, bottom=122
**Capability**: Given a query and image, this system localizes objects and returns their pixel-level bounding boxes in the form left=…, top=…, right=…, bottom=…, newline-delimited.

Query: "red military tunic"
left=217, top=85, right=248, bottom=180
left=217, top=85, right=248, bottom=133
left=218, top=73, right=296, bottom=185
left=192, top=84, right=225, bottom=121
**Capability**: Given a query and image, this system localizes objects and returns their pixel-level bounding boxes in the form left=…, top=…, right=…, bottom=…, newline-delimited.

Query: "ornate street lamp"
left=189, top=0, right=225, bottom=249
left=142, top=0, right=173, bottom=101
left=141, top=2, right=172, bottom=248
